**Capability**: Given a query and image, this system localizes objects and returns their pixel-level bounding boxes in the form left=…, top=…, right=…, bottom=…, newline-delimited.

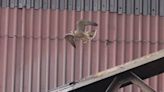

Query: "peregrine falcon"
left=65, top=20, right=98, bottom=48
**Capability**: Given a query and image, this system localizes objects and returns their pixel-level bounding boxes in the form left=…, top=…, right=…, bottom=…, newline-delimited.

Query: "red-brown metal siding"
left=0, top=8, right=164, bottom=92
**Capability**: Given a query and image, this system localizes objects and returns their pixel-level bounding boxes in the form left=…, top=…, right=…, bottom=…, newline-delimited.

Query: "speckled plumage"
left=65, top=20, right=98, bottom=48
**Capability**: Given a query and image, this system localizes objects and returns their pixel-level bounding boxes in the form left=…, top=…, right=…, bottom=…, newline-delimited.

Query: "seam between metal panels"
left=0, top=0, right=164, bottom=16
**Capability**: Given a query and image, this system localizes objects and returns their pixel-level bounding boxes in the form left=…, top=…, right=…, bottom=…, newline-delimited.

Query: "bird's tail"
left=86, top=30, right=97, bottom=39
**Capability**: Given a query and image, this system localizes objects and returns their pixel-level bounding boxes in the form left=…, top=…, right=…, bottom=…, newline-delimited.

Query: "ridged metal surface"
left=0, top=8, right=164, bottom=92
left=0, top=0, right=164, bottom=16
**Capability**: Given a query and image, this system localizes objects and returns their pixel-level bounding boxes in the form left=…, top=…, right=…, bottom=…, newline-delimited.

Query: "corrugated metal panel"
left=34, top=0, right=42, bottom=9
left=101, top=0, right=107, bottom=11
left=109, top=0, right=117, bottom=12
left=59, top=0, right=65, bottom=10
left=18, top=0, right=26, bottom=8
left=159, top=0, right=164, bottom=16
left=9, top=0, right=15, bottom=8
left=1, top=0, right=164, bottom=16
left=1, top=8, right=164, bottom=92
left=2, top=0, right=9, bottom=7
left=126, top=0, right=134, bottom=14
left=118, top=0, right=126, bottom=14
left=84, top=0, right=90, bottom=11
left=89, top=0, right=93, bottom=11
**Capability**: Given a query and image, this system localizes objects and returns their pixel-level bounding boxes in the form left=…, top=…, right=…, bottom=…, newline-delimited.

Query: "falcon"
left=65, top=20, right=98, bottom=48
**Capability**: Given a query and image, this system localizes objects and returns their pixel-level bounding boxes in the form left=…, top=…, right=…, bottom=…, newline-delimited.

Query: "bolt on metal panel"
left=26, top=0, right=31, bottom=8
left=84, top=0, right=90, bottom=11
left=118, top=0, right=124, bottom=14
left=10, top=0, right=15, bottom=8
left=2, top=0, right=9, bottom=7
left=109, top=0, right=117, bottom=12
left=126, top=0, right=134, bottom=14
left=159, top=0, right=164, bottom=16
left=101, top=0, right=107, bottom=11
left=60, top=0, right=65, bottom=10
left=151, top=0, right=157, bottom=16
left=76, top=0, right=81, bottom=11
left=134, top=0, right=141, bottom=15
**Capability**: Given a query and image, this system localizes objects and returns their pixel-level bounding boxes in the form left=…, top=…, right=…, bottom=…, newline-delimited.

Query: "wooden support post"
left=105, top=72, right=156, bottom=92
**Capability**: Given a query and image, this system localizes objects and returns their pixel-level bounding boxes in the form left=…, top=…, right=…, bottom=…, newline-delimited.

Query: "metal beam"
left=105, top=72, right=156, bottom=92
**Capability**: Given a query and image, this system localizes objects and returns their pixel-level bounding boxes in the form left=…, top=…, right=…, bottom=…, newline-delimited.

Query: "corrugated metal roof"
left=0, top=8, right=164, bottom=92
left=0, top=0, right=164, bottom=16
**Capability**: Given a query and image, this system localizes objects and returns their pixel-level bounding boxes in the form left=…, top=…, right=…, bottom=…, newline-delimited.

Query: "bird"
left=65, top=20, right=98, bottom=48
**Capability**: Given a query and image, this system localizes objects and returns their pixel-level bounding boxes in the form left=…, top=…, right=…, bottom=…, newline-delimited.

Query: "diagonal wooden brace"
left=105, top=72, right=156, bottom=92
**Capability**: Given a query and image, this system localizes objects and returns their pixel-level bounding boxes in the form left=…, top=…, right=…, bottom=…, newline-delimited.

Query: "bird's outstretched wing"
left=77, top=20, right=98, bottom=31
left=65, top=34, right=76, bottom=48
